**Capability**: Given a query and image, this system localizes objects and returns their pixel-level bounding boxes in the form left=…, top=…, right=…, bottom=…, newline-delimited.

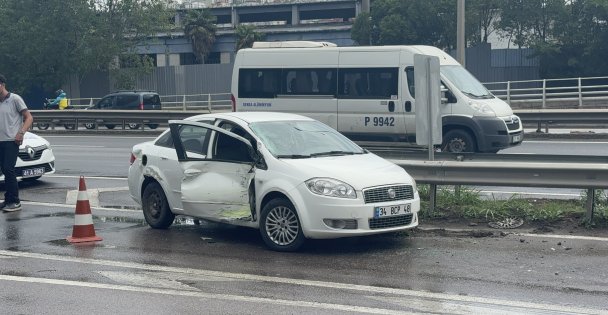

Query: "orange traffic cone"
left=67, top=176, right=102, bottom=244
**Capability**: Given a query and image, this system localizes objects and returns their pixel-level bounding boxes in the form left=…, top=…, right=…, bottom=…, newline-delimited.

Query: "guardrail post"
left=578, top=77, right=583, bottom=108
left=89, top=98, right=94, bottom=106
left=506, top=81, right=511, bottom=104
left=542, top=79, right=546, bottom=109
left=208, top=94, right=212, bottom=113
left=182, top=95, right=187, bottom=111
left=429, top=184, right=437, bottom=216
left=585, top=188, right=595, bottom=222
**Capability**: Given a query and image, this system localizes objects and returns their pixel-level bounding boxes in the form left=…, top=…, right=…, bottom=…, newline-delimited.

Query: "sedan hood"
left=278, top=153, right=413, bottom=190
left=21, top=132, right=50, bottom=148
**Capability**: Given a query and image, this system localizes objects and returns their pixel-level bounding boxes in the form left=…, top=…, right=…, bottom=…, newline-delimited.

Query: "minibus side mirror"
left=441, top=86, right=457, bottom=104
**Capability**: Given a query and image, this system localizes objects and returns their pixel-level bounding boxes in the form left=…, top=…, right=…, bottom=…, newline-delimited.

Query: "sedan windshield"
left=441, top=65, right=493, bottom=99
left=249, top=120, right=366, bottom=158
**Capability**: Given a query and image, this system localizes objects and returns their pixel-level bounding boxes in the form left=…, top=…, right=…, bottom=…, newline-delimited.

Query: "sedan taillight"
left=130, top=153, right=136, bottom=165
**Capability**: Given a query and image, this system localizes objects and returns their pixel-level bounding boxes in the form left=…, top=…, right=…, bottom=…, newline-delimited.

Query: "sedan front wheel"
left=260, top=198, right=305, bottom=251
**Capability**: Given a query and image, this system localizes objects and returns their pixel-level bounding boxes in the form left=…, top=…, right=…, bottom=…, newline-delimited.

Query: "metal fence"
left=388, top=151, right=608, bottom=221
left=65, top=93, right=233, bottom=111
left=484, top=76, right=608, bottom=109
left=67, top=75, right=608, bottom=112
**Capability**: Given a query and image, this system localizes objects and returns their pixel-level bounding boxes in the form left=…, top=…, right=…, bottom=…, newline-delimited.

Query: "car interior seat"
left=183, top=139, right=203, bottom=154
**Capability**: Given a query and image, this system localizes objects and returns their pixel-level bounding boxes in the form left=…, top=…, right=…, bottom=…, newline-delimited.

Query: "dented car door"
left=169, top=120, right=256, bottom=222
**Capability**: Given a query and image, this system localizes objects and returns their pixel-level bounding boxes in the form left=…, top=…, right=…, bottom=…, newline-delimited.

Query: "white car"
left=0, top=132, right=56, bottom=182
left=128, top=112, right=420, bottom=251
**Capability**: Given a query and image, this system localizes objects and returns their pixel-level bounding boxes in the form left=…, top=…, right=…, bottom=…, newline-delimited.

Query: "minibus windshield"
left=441, top=65, right=493, bottom=99
left=250, top=120, right=365, bottom=158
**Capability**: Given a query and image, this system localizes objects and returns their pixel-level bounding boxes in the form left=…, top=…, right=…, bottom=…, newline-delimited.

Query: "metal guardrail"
left=65, top=93, right=233, bottom=111
left=26, top=110, right=607, bottom=220
left=484, top=76, right=608, bottom=109
left=30, top=108, right=608, bottom=131
left=387, top=152, right=608, bottom=221
left=66, top=75, right=608, bottom=112
left=28, top=110, right=213, bottom=130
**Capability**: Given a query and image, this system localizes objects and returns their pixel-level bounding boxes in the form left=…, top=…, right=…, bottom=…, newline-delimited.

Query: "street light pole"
left=457, top=0, right=465, bottom=66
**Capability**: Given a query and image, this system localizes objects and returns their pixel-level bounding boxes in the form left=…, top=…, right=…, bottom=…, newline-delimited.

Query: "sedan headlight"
left=306, top=178, right=356, bottom=199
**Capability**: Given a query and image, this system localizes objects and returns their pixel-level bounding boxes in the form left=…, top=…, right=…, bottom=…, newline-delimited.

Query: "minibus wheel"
left=260, top=198, right=305, bottom=251
left=442, top=129, right=477, bottom=153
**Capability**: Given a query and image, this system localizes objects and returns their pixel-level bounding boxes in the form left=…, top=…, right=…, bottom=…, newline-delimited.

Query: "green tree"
left=466, top=0, right=502, bottom=46
left=0, top=0, right=175, bottom=96
left=359, top=0, right=455, bottom=49
left=495, top=0, right=566, bottom=48
left=532, top=0, right=608, bottom=77
left=235, top=25, right=264, bottom=51
left=183, top=9, right=217, bottom=64
left=351, top=12, right=372, bottom=46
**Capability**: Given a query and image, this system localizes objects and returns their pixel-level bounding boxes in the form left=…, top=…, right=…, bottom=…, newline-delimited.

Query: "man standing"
left=0, top=74, right=34, bottom=212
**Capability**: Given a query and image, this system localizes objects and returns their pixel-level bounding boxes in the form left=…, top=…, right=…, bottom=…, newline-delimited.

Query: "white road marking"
left=44, top=135, right=157, bottom=139
left=0, top=274, right=417, bottom=315
left=45, top=175, right=127, bottom=180
left=99, top=271, right=200, bottom=291
left=522, top=140, right=608, bottom=144
left=65, top=187, right=129, bottom=207
left=21, top=201, right=138, bottom=213
left=0, top=250, right=603, bottom=314
left=515, top=233, right=608, bottom=242
left=51, top=145, right=106, bottom=148
left=99, top=270, right=243, bottom=291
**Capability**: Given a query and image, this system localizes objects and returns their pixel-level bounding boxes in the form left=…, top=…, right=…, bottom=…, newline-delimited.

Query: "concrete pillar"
left=291, top=5, right=299, bottom=25
left=361, top=0, right=370, bottom=13
left=232, top=7, right=239, bottom=27
left=457, top=0, right=466, bottom=66
left=174, top=12, right=181, bottom=27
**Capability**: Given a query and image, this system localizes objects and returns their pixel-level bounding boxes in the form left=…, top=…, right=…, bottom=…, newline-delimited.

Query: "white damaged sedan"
left=0, top=132, right=56, bottom=182
left=128, top=112, right=420, bottom=251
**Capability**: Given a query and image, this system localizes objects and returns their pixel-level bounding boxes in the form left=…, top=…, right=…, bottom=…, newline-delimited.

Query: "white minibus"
left=231, top=41, right=523, bottom=153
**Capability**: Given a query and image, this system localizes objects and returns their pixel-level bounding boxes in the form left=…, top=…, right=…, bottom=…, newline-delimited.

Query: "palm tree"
left=235, top=24, right=265, bottom=51
left=183, top=9, right=217, bottom=64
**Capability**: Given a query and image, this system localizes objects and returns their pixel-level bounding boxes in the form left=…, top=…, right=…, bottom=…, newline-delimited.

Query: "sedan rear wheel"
left=260, top=198, right=305, bottom=251
left=128, top=123, right=141, bottom=129
left=142, top=182, right=174, bottom=229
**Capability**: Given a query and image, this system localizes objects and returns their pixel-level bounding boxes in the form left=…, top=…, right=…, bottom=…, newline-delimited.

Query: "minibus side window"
left=338, top=68, right=398, bottom=99
left=239, top=69, right=281, bottom=98
left=405, top=67, right=415, bottom=98
left=405, top=67, right=451, bottom=101
left=281, top=68, right=337, bottom=97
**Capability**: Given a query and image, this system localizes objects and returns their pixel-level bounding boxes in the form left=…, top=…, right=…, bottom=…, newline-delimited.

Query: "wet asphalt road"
left=0, top=134, right=607, bottom=314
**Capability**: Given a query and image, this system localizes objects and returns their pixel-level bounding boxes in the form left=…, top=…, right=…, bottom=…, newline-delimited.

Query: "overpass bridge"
left=140, top=0, right=365, bottom=66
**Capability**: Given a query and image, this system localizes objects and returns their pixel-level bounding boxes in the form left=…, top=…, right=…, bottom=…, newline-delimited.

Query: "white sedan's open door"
left=168, top=120, right=256, bottom=222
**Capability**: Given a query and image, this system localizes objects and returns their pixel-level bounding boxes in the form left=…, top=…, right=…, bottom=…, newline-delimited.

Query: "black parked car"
left=85, top=90, right=162, bottom=129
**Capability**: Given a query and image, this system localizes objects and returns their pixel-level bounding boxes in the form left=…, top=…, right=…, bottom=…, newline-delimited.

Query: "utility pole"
left=457, top=0, right=465, bottom=66
left=362, top=0, right=370, bottom=13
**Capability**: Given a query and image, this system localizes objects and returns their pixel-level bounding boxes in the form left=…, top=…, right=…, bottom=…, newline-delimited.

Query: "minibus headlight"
left=306, top=178, right=357, bottom=199
left=469, top=101, right=496, bottom=116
